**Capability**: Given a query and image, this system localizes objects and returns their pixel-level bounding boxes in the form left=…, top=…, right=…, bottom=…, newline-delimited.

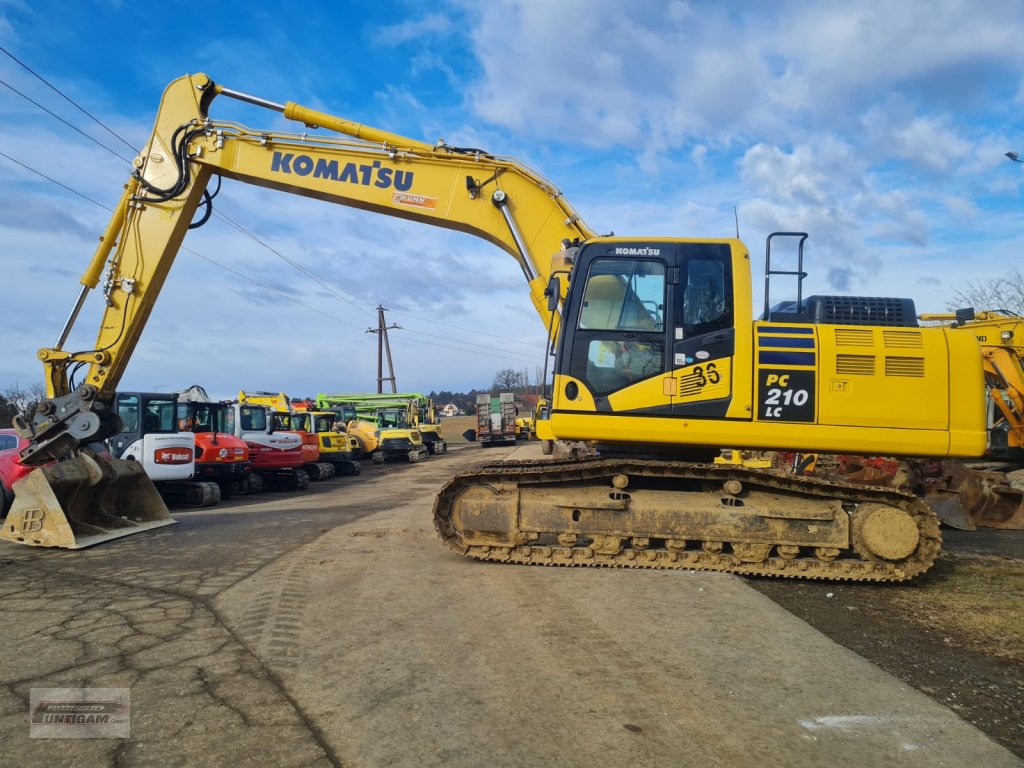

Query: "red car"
left=0, top=429, right=33, bottom=518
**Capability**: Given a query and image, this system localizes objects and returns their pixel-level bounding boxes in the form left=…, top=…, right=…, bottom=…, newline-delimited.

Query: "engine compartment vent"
left=767, top=296, right=918, bottom=327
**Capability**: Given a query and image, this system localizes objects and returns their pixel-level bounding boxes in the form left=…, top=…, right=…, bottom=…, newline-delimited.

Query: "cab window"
left=117, top=394, right=140, bottom=433
left=578, top=259, right=665, bottom=332
left=679, top=257, right=731, bottom=337
left=240, top=406, right=267, bottom=431
left=144, top=399, right=177, bottom=433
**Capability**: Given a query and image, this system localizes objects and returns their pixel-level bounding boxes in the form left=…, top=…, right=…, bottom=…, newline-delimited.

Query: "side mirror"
left=546, top=276, right=561, bottom=312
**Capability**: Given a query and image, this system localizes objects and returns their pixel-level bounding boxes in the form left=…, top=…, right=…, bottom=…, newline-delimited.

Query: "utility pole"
left=366, top=305, right=401, bottom=394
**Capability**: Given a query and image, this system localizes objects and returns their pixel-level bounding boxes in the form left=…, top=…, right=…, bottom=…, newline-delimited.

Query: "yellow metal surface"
left=814, top=325, right=949, bottom=430
left=1, top=454, right=174, bottom=549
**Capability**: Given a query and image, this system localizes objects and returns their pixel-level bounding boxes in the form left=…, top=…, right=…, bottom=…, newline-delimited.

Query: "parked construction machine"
left=373, top=407, right=429, bottom=463
left=314, top=397, right=380, bottom=458
left=290, top=399, right=362, bottom=475
left=381, top=393, right=446, bottom=455
left=238, top=391, right=335, bottom=480
left=173, top=386, right=252, bottom=497
left=108, top=391, right=220, bottom=507
left=6, top=72, right=1019, bottom=580
left=319, top=393, right=446, bottom=455
left=177, top=387, right=308, bottom=494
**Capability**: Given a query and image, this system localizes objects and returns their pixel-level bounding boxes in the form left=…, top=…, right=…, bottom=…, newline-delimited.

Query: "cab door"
left=670, top=243, right=736, bottom=417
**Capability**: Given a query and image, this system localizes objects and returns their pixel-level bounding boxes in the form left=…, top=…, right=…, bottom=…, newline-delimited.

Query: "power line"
left=0, top=76, right=134, bottom=165
left=389, top=307, right=545, bottom=349
left=0, top=58, right=546, bottom=363
left=212, top=208, right=375, bottom=318
left=0, top=44, right=138, bottom=153
left=0, top=149, right=113, bottom=209
left=0, top=149, right=545, bottom=367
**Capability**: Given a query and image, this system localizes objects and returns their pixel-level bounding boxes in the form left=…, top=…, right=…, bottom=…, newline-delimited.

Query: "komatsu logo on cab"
left=614, top=246, right=662, bottom=256
left=271, top=152, right=414, bottom=191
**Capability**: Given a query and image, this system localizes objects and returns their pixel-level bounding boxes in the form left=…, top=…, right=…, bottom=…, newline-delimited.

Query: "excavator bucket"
left=918, top=461, right=1024, bottom=531
left=0, top=453, right=175, bottom=549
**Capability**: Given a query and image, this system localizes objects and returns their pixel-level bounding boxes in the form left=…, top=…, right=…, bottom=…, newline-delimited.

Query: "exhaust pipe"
left=1, top=453, right=176, bottom=549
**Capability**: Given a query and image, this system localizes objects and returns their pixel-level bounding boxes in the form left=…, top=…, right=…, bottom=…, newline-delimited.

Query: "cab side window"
left=679, top=257, right=731, bottom=337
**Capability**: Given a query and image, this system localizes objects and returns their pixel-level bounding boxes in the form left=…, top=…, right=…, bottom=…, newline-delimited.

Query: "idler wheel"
left=852, top=503, right=920, bottom=561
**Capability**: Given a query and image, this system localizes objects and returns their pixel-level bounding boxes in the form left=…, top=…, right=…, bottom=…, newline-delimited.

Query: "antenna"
left=733, top=206, right=740, bottom=239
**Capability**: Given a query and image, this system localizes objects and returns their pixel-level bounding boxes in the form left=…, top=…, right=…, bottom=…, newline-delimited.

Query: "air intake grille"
left=836, top=354, right=875, bottom=375
left=834, top=328, right=874, bottom=346
left=805, top=295, right=918, bottom=327
left=883, top=330, right=924, bottom=349
left=885, top=356, right=925, bottom=377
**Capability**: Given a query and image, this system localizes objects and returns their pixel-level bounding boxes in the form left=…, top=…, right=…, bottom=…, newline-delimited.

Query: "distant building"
left=441, top=403, right=461, bottom=417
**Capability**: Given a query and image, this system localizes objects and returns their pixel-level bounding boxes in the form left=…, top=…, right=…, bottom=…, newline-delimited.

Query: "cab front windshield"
left=377, top=410, right=409, bottom=429
left=314, top=414, right=335, bottom=433
left=176, top=403, right=235, bottom=434
left=574, top=256, right=666, bottom=395
left=239, top=406, right=269, bottom=432
left=290, top=413, right=311, bottom=432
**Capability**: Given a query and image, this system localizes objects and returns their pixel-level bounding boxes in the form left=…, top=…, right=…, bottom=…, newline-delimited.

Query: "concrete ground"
left=0, top=444, right=1019, bottom=767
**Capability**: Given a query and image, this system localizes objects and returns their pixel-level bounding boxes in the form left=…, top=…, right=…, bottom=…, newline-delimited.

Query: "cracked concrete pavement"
left=0, top=444, right=1020, bottom=767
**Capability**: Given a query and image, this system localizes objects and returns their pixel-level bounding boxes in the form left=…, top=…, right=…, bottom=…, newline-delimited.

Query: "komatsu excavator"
left=1, top=72, right=1011, bottom=580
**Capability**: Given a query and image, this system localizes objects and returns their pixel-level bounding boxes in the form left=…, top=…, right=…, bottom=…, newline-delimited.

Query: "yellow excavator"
left=2, top=73, right=1015, bottom=581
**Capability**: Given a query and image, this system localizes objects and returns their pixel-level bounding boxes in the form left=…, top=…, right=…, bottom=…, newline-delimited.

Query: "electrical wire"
left=1, top=60, right=549, bottom=366
left=387, top=307, right=544, bottom=349
left=212, top=208, right=374, bottom=317
left=0, top=44, right=138, bottom=153
left=0, top=77, right=134, bottom=164
left=0, top=149, right=545, bottom=366
left=0, top=149, right=112, bottom=209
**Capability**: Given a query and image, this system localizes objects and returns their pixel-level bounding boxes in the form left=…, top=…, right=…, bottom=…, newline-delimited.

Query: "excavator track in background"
left=433, top=459, right=941, bottom=582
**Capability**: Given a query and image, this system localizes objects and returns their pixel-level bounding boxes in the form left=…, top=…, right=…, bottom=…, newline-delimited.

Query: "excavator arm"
left=3, top=73, right=596, bottom=548
left=18, top=73, right=594, bottom=465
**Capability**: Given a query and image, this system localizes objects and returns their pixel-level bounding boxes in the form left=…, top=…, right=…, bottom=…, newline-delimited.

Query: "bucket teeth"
left=0, top=453, right=175, bottom=549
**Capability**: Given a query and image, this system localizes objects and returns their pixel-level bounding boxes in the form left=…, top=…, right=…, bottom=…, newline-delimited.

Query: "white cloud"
left=943, top=195, right=980, bottom=224
left=372, top=13, right=453, bottom=46
left=5, top=0, right=1024, bottom=400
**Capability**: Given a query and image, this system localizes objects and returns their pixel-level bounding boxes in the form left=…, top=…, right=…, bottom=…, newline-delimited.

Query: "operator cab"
left=175, top=401, right=235, bottom=434
left=110, top=392, right=179, bottom=457
left=556, top=239, right=735, bottom=418
left=377, top=409, right=411, bottom=430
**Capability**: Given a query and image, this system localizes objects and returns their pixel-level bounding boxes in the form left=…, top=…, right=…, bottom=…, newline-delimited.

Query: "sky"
left=1, top=0, right=1023, bottom=400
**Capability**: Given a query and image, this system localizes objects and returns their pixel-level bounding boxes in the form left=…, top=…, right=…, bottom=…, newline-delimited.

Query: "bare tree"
left=492, top=368, right=523, bottom=391
left=1, top=382, right=48, bottom=426
left=947, top=268, right=1024, bottom=317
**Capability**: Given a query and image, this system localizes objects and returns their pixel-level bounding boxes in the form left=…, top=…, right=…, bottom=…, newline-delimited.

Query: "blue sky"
left=1, top=0, right=1023, bottom=399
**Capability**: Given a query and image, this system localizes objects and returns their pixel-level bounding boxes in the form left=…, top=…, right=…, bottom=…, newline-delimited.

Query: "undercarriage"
left=433, top=458, right=941, bottom=582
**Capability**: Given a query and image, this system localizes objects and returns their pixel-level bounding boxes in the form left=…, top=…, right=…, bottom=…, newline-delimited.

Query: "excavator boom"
left=4, top=73, right=592, bottom=548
